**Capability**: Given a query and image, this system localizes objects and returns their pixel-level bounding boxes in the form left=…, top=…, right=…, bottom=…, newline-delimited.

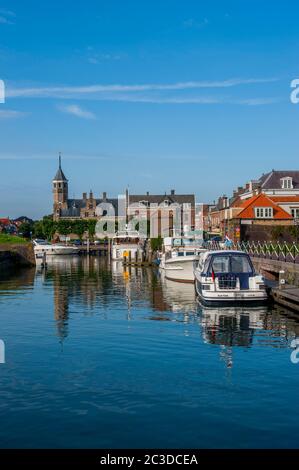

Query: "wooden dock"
left=78, top=245, right=108, bottom=255
left=270, top=286, right=299, bottom=312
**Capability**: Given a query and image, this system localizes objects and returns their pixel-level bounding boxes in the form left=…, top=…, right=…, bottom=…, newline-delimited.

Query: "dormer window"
left=139, top=200, right=148, bottom=207
left=281, top=177, right=293, bottom=189
left=255, top=207, right=273, bottom=218
left=164, top=200, right=170, bottom=206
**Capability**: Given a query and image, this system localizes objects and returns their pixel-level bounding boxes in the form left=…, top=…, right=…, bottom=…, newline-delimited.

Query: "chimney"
left=102, top=191, right=107, bottom=201
left=171, top=189, right=175, bottom=195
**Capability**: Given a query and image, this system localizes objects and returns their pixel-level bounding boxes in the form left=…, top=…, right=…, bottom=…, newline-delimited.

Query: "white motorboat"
left=159, top=236, right=206, bottom=283
left=111, top=226, right=145, bottom=261
left=194, top=250, right=268, bottom=304
left=33, top=239, right=79, bottom=256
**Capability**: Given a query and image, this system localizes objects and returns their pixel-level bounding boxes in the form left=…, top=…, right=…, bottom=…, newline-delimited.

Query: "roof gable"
left=237, top=193, right=292, bottom=219
left=259, top=170, right=299, bottom=189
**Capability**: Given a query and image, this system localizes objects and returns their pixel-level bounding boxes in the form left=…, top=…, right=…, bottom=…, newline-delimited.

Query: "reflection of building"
left=53, top=279, right=69, bottom=341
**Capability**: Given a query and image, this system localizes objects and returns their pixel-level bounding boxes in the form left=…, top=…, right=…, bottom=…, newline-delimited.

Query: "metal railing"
left=207, top=240, right=299, bottom=264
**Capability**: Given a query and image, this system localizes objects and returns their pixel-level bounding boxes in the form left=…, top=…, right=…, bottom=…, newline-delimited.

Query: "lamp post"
left=294, top=218, right=299, bottom=245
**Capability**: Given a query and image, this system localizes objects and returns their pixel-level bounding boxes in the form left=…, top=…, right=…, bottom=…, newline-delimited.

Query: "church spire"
left=53, top=152, right=68, bottom=181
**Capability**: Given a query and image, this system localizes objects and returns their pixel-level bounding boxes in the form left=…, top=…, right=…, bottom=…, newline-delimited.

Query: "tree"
left=18, top=221, right=33, bottom=238
left=87, top=220, right=96, bottom=240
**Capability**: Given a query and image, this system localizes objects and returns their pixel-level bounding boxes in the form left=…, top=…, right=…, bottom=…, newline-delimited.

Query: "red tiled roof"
left=269, top=196, right=299, bottom=203
left=0, top=218, right=10, bottom=225
left=237, top=193, right=292, bottom=219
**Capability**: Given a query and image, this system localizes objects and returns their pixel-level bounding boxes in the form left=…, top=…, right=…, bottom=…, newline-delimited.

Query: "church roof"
left=53, top=154, right=68, bottom=181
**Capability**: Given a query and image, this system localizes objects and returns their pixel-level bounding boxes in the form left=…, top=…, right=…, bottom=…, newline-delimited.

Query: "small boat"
left=33, top=239, right=79, bottom=256
left=194, top=250, right=268, bottom=304
left=159, top=236, right=206, bottom=283
left=111, top=226, right=145, bottom=261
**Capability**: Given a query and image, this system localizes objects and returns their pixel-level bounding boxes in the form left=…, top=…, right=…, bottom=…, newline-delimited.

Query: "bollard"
left=279, top=270, right=286, bottom=290
left=128, top=251, right=131, bottom=265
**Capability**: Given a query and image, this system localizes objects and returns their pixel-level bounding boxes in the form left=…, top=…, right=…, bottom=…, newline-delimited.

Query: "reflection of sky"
left=0, top=257, right=299, bottom=447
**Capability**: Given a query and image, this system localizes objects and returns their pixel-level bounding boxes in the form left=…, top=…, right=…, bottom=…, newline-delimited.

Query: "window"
left=255, top=207, right=273, bottom=218
left=231, top=255, right=253, bottom=273
left=291, top=208, right=299, bottom=218
left=211, top=255, right=230, bottom=273
left=139, top=200, right=148, bottom=207
left=281, top=177, right=293, bottom=189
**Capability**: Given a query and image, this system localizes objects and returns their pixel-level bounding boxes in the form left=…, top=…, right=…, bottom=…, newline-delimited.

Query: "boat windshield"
left=34, top=239, right=48, bottom=245
left=211, top=255, right=230, bottom=273
left=231, top=255, right=253, bottom=273
left=210, top=254, right=253, bottom=274
left=114, top=238, right=140, bottom=245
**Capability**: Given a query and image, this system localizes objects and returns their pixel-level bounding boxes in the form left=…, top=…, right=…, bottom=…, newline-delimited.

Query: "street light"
left=294, top=218, right=299, bottom=245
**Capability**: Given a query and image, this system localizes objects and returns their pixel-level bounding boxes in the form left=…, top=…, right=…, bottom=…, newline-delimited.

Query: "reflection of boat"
left=33, top=239, right=79, bottom=256
left=200, top=305, right=267, bottom=368
left=200, top=305, right=265, bottom=344
left=111, top=226, right=144, bottom=261
left=159, top=271, right=197, bottom=313
left=160, top=236, right=206, bottom=283
left=194, top=250, right=268, bottom=305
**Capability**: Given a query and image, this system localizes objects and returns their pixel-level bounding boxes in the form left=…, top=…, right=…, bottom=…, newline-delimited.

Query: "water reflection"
left=1, top=256, right=299, bottom=448
left=2, top=256, right=299, bottom=356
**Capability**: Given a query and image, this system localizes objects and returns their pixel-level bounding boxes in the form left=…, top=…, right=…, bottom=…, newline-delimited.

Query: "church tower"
left=53, top=153, right=68, bottom=220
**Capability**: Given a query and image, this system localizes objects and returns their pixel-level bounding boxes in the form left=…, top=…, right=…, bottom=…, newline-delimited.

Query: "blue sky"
left=1, top=0, right=299, bottom=218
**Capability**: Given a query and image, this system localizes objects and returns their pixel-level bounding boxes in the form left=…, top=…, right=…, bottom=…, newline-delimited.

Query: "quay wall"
left=0, top=244, right=35, bottom=271
left=252, top=257, right=299, bottom=286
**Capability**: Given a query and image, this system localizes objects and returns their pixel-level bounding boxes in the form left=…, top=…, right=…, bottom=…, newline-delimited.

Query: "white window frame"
left=281, top=177, right=293, bottom=189
left=255, top=207, right=273, bottom=219
left=291, top=208, right=299, bottom=218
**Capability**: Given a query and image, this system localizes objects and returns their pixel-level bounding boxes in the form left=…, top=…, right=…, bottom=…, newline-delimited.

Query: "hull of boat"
left=164, top=258, right=196, bottom=283
left=112, top=245, right=141, bottom=261
left=194, top=277, right=268, bottom=305
left=34, top=247, right=78, bottom=256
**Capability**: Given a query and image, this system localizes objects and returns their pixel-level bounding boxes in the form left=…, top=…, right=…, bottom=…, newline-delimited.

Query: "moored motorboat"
left=111, top=226, right=145, bottom=261
left=159, top=236, right=206, bottom=283
left=194, top=250, right=268, bottom=304
left=33, top=239, right=79, bottom=256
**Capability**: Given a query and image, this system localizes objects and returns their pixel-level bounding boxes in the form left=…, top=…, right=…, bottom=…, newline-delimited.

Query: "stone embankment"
left=0, top=243, right=35, bottom=271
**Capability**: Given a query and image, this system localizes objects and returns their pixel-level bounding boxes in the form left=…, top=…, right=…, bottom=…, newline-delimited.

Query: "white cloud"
left=6, top=77, right=278, bottom=98
left=57, top=104, right=96, bottom=119
left=233, top=97, right=281, bottom=106
left=88, top=53, right=122, bottom=64
left=95, top=94, right=222, bottom=104
left=0, top=9, right=15, bottom=25
left=183, top=18, right=209, bottom=29
left=0, top=109, right=27, bottom=119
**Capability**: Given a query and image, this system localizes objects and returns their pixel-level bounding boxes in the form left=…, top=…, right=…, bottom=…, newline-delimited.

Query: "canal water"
left=0, top=256, right=298, bottom=449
